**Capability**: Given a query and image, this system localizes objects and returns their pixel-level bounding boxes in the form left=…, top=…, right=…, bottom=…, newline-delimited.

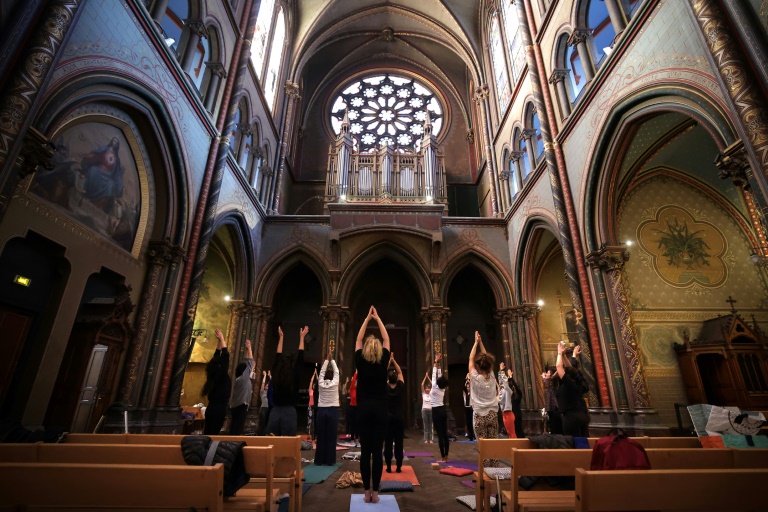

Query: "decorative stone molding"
left=567, top=28, right=591, bottom=46
left=207, top=62, right=228, bottom=79
left=715, top=141, right=751, bottom=190
left=509, top=150, right=524, bottom=162
left=466, top=129, right=474, bottom=144
left=185, top=19, right=208, bottom=38
left=548, top=69, right=570, bottom=85
left=284, top=81, right=300, bottom=98
left=473, top=84, right=490, bottom=102
left=16, top=127, right=56, bottom=179
left=381, top=27, right=395, bottom=41
left=585, top=245, right=629, bottom=272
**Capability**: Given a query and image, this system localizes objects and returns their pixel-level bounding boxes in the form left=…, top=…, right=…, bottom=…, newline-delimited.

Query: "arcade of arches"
left=1, top=0, right=767, bottom=437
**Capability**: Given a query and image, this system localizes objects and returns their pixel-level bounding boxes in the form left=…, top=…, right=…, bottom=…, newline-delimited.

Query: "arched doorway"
left=445, top=265, right=504, bottom=435
left=266, top=263, right=323, bottom=436
left=346, top=258, right=424, bottom=427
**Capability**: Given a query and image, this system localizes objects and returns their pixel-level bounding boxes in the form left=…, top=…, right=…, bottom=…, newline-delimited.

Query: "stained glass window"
left=502, top=0, right=525, bottom=84
left=251, top=0, right=275, bottom=79
left=490, top=13, right=511, bottom=112
left=264, top=7, right=285, bottom=111
left=329, top=74, right=444, bottom=151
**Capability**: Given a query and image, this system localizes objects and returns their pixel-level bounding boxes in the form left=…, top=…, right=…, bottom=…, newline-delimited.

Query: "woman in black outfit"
left=430, top=353, right=450, bottom=462
left=355, top=305, right=391, bottom=504
left=202, top=328, right=231, bottom=435
left=462, top=378, right=475, bottom=441
left=385, top=353, right=405, bottom=473
left=555, top=341, right=590, bottom=436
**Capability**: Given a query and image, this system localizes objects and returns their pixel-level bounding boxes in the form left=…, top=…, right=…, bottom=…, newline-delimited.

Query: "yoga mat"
left=425, top=460, right=478, bottom=471
left=461, top=480, right=475, bottom=489
left=380, top=465, right=419, bottom=486
left=350, top=494, right=400, bottom=511
left=338, top=441, right=358, bottom=447
left=403, top=451, right=433, bottom=457
left=302, top=462, right=342, bottom=484
left=303, top=483, right=312, bottom=495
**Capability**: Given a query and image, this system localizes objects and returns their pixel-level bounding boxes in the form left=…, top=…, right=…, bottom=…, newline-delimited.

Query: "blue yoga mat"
left=302, top=462, right=342, bottom=484
left=350, top=494, right=400, bottom=511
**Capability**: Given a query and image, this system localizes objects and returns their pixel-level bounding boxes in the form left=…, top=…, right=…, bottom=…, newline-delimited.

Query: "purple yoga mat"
left=425, top=460, right=478, bottom=471
left=460, top=480, right=475, bottom=489
left=403, top=451, right=433, bottom=457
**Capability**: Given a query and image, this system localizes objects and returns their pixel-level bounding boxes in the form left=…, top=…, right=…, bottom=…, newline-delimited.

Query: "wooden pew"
left=0, top=443, right=277, bottom=512
left=0, top=462, right=225, bottom=511
left=574, top=468, right=768, bottom=511
left=64, top=433, right=302, bottom=512
left=473, top=437, right=701, bottom=512
left=505, top=448, right=740, bottom=512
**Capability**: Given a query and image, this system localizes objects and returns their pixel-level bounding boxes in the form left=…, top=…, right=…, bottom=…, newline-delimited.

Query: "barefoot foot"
left=371, top=491, right=380, bottom=504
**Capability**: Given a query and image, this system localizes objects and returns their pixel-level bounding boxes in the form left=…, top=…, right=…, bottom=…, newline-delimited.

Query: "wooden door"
left=0, top=307, right=33, bottom=407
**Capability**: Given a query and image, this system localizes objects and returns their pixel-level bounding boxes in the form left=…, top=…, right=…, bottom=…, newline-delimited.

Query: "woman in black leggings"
left=430, top=353, right=450, bottom=462
left=354, top=305, right=391, bottom=504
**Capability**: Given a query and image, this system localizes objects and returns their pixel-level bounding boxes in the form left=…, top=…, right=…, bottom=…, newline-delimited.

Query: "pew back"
left=575, top=468, right=768, bottom=511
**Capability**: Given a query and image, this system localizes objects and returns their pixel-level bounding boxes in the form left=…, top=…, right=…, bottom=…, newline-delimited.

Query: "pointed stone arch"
left=439, top=250, right=513, bottom=309
left=255, top=247, right=331, bottom=306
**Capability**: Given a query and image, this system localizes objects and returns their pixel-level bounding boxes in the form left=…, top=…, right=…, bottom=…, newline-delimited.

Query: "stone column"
left=510, top=151, right=524, bottom=193
left=586, top=247, right=652, bottom=411
left=498, top=171, right=510, bottom=211
left=522, top=128, right=538, bottom=168
left=0, top=0, right=84, bottom=212
left=270, top=81, right=301, bottom=213
left=250, top=147, right=263, bottom=188
left=715, top=140, right=768, bottom=260
left=120, top=240, right=184, bottom=407
left=203, top=62, right=227, bottom=113
left=517, top=304, right=545, bottom=408
left=690, top=0, right=768, bottom=203
left=321, top=305, right=349, bottom=360
left=251, top=306, right=274, bottom=384
left=237, top=125, right=253, bottom=169
left=150, top=0, right=171, bottom=24
left=567, top=29, right=595, bottom=81
left=226, top=301, right=250, bottom=369
left=548, top=69, right=572, bottom=117
left=604, top=0, right=627, bottom=35
left=180, top=19, right=207, bottom=74
left=259, top=166, right=273, bottom=205
left=473, top=85, right=500, bottom=216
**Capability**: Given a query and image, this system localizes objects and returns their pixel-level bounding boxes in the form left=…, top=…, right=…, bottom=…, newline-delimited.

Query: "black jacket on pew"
left=181, top=435, right=249, bottom=497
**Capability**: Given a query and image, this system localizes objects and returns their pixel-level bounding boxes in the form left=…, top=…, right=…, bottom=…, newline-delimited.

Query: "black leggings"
left=464, top=407, right=475, bottom=440
left=384, top=415, right=404, bottom=470
left=432, top=405, right=449, bottom=458
left=358, top=401, right=387, bottom=491
left=562, top=409, right=590, bottom=437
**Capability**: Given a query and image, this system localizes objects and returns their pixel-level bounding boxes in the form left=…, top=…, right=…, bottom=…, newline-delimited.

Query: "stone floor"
left=300, top=429, right=486, bottom=512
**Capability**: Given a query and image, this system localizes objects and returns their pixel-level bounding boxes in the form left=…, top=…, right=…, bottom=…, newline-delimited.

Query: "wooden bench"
left=504, top=447, right=768, bottom=512
left=472, top=437, right=701, bottom=512
left=64, top=433, right=301, bottom=512
left=0, top=443, right=277, bottom=512
left=575, top=468, right=768, bottom=511
left=0, top=462, right=225, bottom=511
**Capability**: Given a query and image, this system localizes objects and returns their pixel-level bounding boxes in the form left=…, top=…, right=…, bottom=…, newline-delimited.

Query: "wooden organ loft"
left=675, top=300, right=768, bottom=411
left=325, top=110, right=447, bottom=206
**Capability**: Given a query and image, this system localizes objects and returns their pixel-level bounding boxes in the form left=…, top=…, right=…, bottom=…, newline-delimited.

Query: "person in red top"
left=348, top=371, right=358, bottom=441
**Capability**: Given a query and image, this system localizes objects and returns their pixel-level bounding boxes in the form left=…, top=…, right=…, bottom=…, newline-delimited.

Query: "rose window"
left=330, top=74, right=444, bottom=151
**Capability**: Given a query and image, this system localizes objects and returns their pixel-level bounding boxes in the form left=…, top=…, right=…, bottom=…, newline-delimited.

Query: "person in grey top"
left=229, top=339, right=254, bottom=435
left=257, top=370, right=271, bottom=436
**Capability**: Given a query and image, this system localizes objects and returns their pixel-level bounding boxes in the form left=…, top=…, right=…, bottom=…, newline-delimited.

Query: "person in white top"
left=430, top=353, right=450, bottom=462
left=469, top=331, right=500, bottom=464
left=314, top=348, right=340, bottom=466
left=421, top=373, right=433, bottom=443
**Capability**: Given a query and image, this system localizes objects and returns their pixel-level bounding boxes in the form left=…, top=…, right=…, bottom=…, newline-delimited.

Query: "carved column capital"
left=185, top=19, right=208, bottom=38
left=16, top=127, right=56, bottom=179
left=509, top=150, right=524, bottom=162
left=548, top=68, right=570, bottom=85
left=473, top=84, right=490, bottom=103
left=147, top=240, right=185, bottom=265
left=466, top=129, right=475, bottom=144
left=261, top=165, right=273, bottom=177
left=522, top=128, right=537, bottom=139
left=206, top=61, right=227, bottom=79
left=252, top=306, right=273, bottom=321
left=284, top=81, right=301, bottom=99
left=586, top=246, right=630, bottom=272
left=715, top=141, right=751, bottom=189
left=499, top=170, right=510, bottom=180
left=239, top=124, right=254, bottom=137
left=494, top=308, right=517, bottom=324
left=568, top=28, right=591, bottom=46
left=517, top=303, right=541, bottom=319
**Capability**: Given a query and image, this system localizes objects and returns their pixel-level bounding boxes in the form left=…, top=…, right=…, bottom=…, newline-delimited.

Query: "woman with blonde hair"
left=354, top=305, right=391, bottom=504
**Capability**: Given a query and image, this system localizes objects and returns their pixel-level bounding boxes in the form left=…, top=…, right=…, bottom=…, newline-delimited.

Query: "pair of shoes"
left=386, top=466, right=392, bottom=473
left=396, top=467, right=402, bottom=473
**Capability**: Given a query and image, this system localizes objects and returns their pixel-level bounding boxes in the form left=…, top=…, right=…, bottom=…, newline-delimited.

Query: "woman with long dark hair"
left=202, top=328, right=231, bottom=435
left=384, top=353, right=405, bottom=473
left=257, top=371, right=271, bottom=436
left=469, top=331, right=499, bottom=464
left=355, top=306, right=391, bottom=504
left=266, top=325, right=307, bottom=436
left=430, top=353, right=450, bottom=462
left=315, top=349, right=340, bottom=465
left=462, top=378, right=475, bottom=441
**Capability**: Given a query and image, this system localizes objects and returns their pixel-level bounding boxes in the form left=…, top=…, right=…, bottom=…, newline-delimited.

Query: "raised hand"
left=215, top=328, right=224, bottom=340
left=245, top=339, right=251, bottom=349
left=435, top=353, right=442, bottom=363
left=278, top=326, right=284, bottom=338
left=557, top=341, right=566, bottom=355
left=300, top=325, right=309, bottom=338
left=371, top=306, right=379, bottom=319
left=573, top=345, right=581, bottom=357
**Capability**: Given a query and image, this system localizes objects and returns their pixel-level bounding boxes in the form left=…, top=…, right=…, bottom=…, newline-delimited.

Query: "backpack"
left=590, top=432, right=651, bottom=470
